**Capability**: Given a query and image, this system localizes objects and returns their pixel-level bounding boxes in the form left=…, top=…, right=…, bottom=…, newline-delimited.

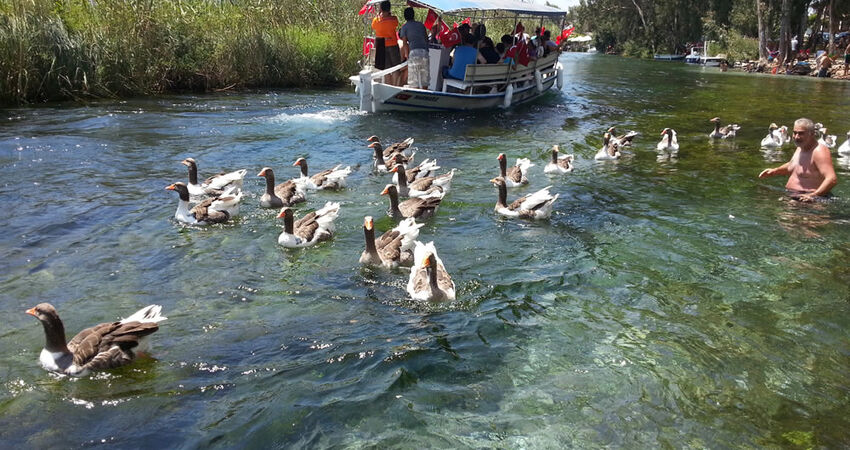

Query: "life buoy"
left=503, top=84, right=514, bottom=108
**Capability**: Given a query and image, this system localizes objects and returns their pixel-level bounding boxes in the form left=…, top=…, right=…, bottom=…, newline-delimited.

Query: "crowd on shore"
left=739, top=38, right=850, bottom=81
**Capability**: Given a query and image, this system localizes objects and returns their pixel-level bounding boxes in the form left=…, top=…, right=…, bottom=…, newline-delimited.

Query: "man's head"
left=792, top=118, right=816, bottom=147
left=403, top=6, right=414, bottom=21
left=380, top=1, right=391, bottom=13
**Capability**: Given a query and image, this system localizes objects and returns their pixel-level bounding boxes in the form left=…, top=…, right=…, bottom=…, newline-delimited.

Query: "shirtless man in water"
left=759, top=117, right=837, bottom=202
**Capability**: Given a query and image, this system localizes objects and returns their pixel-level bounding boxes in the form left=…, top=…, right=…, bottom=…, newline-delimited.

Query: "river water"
left=2, top=54, right=849, bottom=447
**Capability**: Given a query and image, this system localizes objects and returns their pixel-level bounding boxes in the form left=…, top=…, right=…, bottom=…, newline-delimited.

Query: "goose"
left=594, top=133, right=621, bottom=160
left=760, top=123, right=782, bottom=148
left=292, top=158, right=352, bottom=190
left=837, top=131, right=850, bottom=154
left=607, top=127, right=639, bottom=147
left=369, top=142, right=415, bottom=173
left=656, top=128, right=680, bottom=153
left=817, top=127, right=837, bottom=149
left=497, top=153, right=534, bottom=187
left=166, top=182, right=242, bottom=225
left=381, top=184, right=442, bottom=220
left=366, top=136, right=415, bottom=159
left=360, top=216, right=423, bottom=269
left=181, top=158, right=247, bottom=197
left=490, top=177, right=558, bottom=219
left=778, top=125, right=790, bottom=145
left=26, top=302, right=166, bottom=377
left=393, top=165, right=455, bottom=198
left=390, top=156, right=440, bottom=184
left=544, top=145, right=574, bottom=174
left=407, top=241, right=456, bottom=302
left=709, top=117, right=741, bottom=139
left=276, top=201, right=340, bottom=248
left=257, top=167, right=306, bottom=208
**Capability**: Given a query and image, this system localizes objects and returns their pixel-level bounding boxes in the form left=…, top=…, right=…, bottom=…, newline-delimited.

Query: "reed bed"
left=0, top=0, right=365, bottom=105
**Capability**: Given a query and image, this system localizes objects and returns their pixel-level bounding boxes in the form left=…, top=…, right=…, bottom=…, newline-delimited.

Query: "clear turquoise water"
left=2, top=54, right=850, bottom=448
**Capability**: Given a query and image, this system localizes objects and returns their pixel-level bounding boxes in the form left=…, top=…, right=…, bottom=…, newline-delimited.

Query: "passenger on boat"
left=540, top=30, right=559, bottom=56
left=443, top=33, right=478, bottom=80
left=758, top=118, right=837, bottom=202
left=371, top=0, right=401, bottom=86
left=428, top=22, right=442, bottom=44
left=499, top=35, right=514, bottom=63
left=399, top=7, right=429, bottom=89
left=477, top=37, right=500, bottom=64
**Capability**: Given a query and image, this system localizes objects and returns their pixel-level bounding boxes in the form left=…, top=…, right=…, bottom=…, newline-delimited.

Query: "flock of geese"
left=26, top=119, right=850, bottom=376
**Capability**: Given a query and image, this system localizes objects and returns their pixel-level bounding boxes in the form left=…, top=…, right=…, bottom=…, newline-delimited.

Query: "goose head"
left=366, top=135, right=380, bottom=143
left=276, top=207, right=295, bottom=233
left=26, top=303, right=69, bottom=353
left=550, top=145, right=560, bottom=162
left=293, top=158, right=308, bottom=176
left=165, top=182, right=191, bottom=201
left=181, top=158, right=199, bottom=184
left=768, top=123, right=778, bottom=131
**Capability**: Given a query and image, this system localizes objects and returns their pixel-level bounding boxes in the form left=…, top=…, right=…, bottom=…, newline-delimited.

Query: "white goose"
left=817, top=126, right=837, bottom=149
left=491, top=177, right=558, bottom=219
left=607, top=127, right=639, bottom=148
left=837, top=131, right=850, bottom=154
left=181, top=158, right=247, bottom=197
left=656, top=128, right=680, bottom=153
left=166, top=182, right=242, bottom=225
left=544, top=145, right=574, bottom=174
left=26, top=302, right=166, bottom=377
left=292, top=158, right=352, bottom=190
left=594, top=133, right=620, bottom=160
left=360, top=216, right=423, bottom=269
left=407, top=241, right=456, bottom=302
left=497, top=153, right=534, bottom=187
left=778, top=125, right=790, bottom=145
left=709, top=117, right=741, bottom=139
left=760, top=123, right=782, bottom=148
left=276, top=202, right=340, bottom=248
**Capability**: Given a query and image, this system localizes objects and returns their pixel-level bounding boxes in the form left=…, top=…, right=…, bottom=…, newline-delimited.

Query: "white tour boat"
left=350, top=0, right=568, bottom=113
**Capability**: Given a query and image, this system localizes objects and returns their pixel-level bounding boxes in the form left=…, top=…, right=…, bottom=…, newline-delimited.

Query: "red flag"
left=514, top=22, right=524, bottom=35
left=461, top=17, right=471, bottom=25
left=516, top=39, right=530, bottom=66
left=424, top=9, right=438, bottom=29
left=561, top=27, right=574, bottom=40
left=358, top=1, right=375, bottom=15
left=439, top=23, right=461, bottom=47
left=362, top=37, right=375, bottom=55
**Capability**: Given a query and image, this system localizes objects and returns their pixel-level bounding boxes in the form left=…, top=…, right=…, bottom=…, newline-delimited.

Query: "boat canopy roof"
left=366, top=0, right=566, bottom=18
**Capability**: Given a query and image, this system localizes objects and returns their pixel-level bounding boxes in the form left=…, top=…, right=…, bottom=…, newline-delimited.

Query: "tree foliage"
left=570, top=0, right=848, bottom=61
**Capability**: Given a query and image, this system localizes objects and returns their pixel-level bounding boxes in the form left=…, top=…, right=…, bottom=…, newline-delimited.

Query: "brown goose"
left=359, top=216, right=422, bottom=269
left=276, top=201, right=340, bottom=248
left=292, top=158, right=352, bottom=190
left=26, top=302, right=166, bottom=377
left=389, top=155, right=440, bottom=184
left=497, top=153, right=534, bottom=187
left=366, top=135, right=414, bottom=158
left=380, top=184, right=442, bottom=220
left=709, top=117, right=741, bottom=139
left=166, top=182, right=242, bottom=225
left=543, top=145, right=574, bottom=174
left=392, top=165, right=454, bottom=198
left=406, top=241, right=456, bottom=301
left=257, top=167, right=306, bottom=208
left=181, top=158, right=246, bottom=197
left=490, top=176, right=558, bottom=219
left=606, top=127, right=639, bottom=147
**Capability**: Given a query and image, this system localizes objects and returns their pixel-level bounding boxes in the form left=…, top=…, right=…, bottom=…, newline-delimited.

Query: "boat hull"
left=366, top=79, right=558, bottom=112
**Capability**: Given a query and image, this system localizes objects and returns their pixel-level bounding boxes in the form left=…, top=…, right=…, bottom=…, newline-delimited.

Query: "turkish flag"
left=424, top=9, right=438, bottom=29
left=561, top=27, right=574, bottom=40
left=439, top=23, right=461, bottom=47
left=515, top=40, right=530, bottom=66
left=363, top=37, right=375, bottom=56
left=461, top=17, right=471, bottom=25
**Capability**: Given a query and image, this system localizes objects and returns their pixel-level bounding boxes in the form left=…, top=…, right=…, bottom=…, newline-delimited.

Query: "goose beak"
left=165, top=184, right=176, bottom=190
left=380, top=187, right=389, bottom=196
left=368, top=142, right=378, bottom=149
left=390, top=166, right=399, bottom=173
left=25, top=307, right=37, bottom=316
left=365, top=217, right=373, bottom=230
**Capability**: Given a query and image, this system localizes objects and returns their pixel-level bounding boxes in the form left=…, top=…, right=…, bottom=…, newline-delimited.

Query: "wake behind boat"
left=350, top=0, right=567, bottom=113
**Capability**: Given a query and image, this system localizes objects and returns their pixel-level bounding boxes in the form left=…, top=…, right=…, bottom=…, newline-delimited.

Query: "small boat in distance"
left=653, top=54, right=685, bottom=61
left=350, top=0, right=567, bottom=113
left=684, top=43, right=724, bottom=67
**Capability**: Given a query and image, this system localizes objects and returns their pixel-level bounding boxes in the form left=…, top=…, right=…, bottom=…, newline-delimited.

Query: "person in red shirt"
left=371, top=1, right=401, bottom=85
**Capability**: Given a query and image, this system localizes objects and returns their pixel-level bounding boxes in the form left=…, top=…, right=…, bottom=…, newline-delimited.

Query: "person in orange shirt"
left=371, top=1, right=401, bottom=86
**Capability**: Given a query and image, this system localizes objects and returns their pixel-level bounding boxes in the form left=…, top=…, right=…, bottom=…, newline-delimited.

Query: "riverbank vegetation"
left=0, top=0, right=365, bottom=106
left=569, top=0, right=849, bottom=64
